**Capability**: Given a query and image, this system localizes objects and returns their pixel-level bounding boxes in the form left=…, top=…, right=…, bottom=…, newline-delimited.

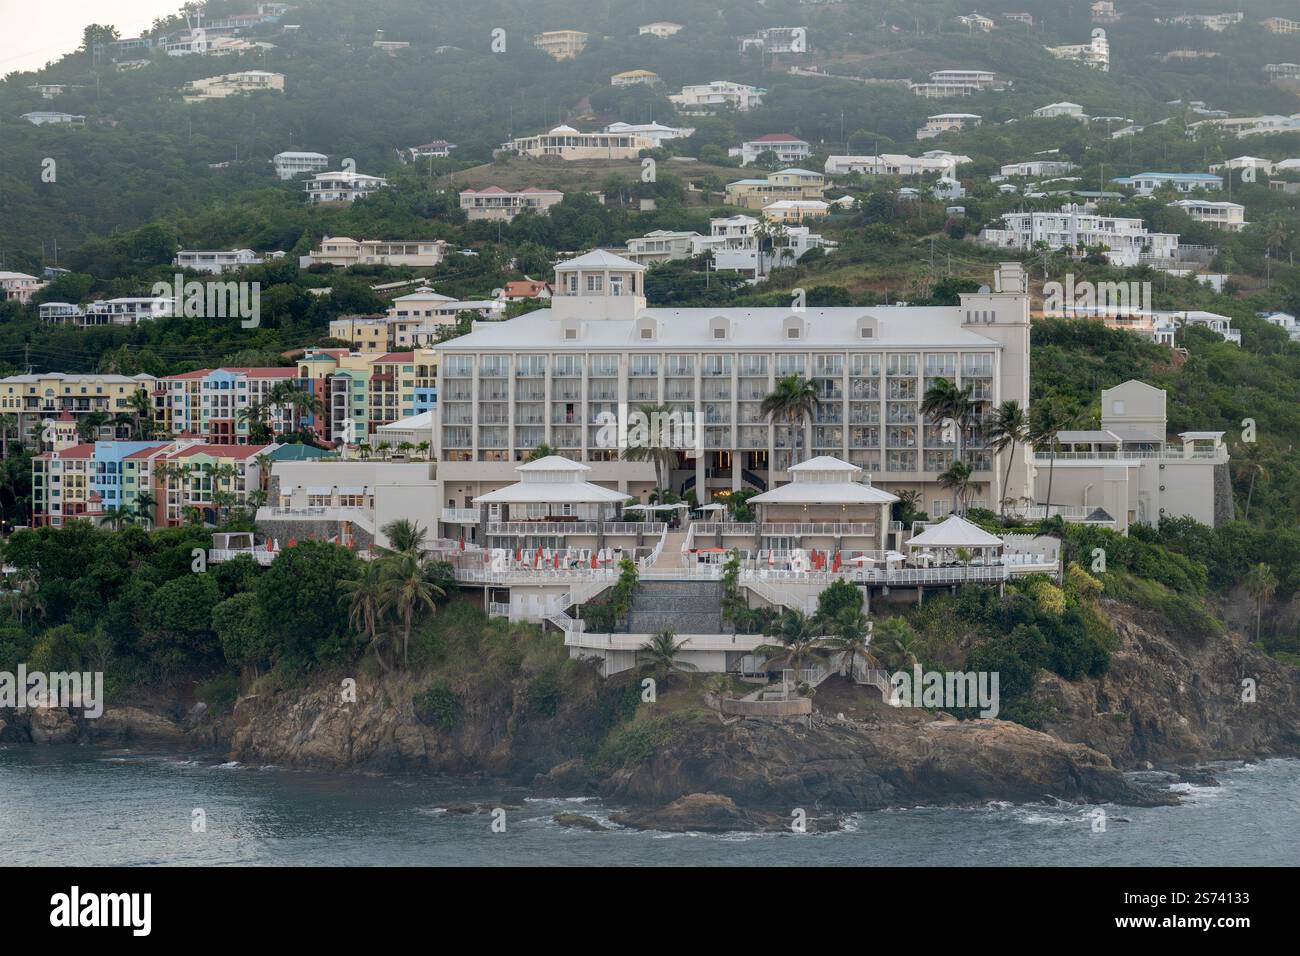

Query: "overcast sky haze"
left=0, top=0, right=183, bottom=74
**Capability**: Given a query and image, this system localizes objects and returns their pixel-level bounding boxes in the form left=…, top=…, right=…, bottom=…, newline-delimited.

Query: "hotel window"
left=586, top=275, right=603, bottom=293
left=589, top=355, right=618, bottom=376
left=776, top=354, right=804, bottom=376
left=740, top=354, right=768, bottom=376
left=666, top=355, right=694, bottom=377
left=629, top=355, right=658, bottom=377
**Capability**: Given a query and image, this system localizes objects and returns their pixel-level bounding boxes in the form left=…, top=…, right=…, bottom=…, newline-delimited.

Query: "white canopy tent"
left=906, top=515, right=1004, bottom=566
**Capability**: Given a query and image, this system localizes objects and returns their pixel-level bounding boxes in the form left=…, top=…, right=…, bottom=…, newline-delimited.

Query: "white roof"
left=377, top=410, right=435, bottom=431
left=907, top=515, right=1004, bottom=549
left=517, top=455, right=589, bottom=472
left=442, top=304, right=1003, bottom=351
left=555, top=249, right=645, bottom=272
left=790, top=455, right=859, bottom=472
left=473, top=479, right=630, bottom=505
left=749, top=481, right=898, bottom=506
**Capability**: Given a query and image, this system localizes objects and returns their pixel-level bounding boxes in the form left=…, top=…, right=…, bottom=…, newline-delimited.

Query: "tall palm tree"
left=341, top=561, right=391, bottom=672
left=621, top=403, right=678, bottom=498
left=378, top=551, right=445, bottom=666
left=761, top=375, right=821, bottom=469
left=128, top=388, right=154, bottom=439
left=380, top=518, right=427, bottom=555
left=1243, top=563, right=1278, bottom=643
left=921, top=378, right=975, bottom=463
left=1028, top=400, right=1073, bottom=517
left=987, top=399, right=1029, bottom=520
left=76, top=411, right=112, bottom=443
left=238, top=402, right=273, bottom=444
left=1235, top=443, right=1266, bottom=520
left=636, top=629, right=698, bottom=683
left=0, top=413, right=17, bottom=459
left=938, top=460, right=974, bottom=516
left=821, top=609, right=875, bottom=679
left=133, top=490, right=157, bottom=529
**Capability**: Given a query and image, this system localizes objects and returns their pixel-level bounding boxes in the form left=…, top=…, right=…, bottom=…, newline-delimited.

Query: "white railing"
left=604, top=522, right=665, bottom=535
left=691, top=522, right=758, bottom=535
left=1032, top=449, right=1226, bottom=462
left=208, top=548, right=276, bottom=566
left=487, top=521, right=599, bottom=535
left=639, top=524, right=669, bottom=570
left=487, top=601, right=510, bottom=619
left=760, top=522, right=876, bottom=536
left=681, top=521, right=696, bottom=554
left=442, top=508, right=480, bottom=523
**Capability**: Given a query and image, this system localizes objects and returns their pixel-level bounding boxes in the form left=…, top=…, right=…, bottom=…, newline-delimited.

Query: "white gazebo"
left=473, top=456, right=632, bottom=520
left=905, top=514, right=1004, bottom=567
left=747, top=455, right=899, bottom=552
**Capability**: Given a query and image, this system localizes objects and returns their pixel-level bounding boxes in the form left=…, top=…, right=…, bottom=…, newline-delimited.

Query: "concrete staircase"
left=624, top=580, right=724, bottom=634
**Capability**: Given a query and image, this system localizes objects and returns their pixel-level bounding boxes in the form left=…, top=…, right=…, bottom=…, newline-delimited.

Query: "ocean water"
left=2, top=745, right=1297, bottom=866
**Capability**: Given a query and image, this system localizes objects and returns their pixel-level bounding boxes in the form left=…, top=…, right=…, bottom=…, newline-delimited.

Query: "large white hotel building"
left=434, top=252, right=1033, bottom=521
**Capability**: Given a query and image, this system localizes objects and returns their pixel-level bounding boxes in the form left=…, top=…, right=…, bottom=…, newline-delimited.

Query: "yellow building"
left=0, top=371, right=156, bottom=448
left=533, top=30, right=588, bottom=60
left=725, top=168, right=826, bottom=210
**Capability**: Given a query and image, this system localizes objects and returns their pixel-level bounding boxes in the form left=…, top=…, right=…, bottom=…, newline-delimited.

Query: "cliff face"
left=5, top=600, right=1298, bottom=818
left=1035, top=601, right=1300, bottom=768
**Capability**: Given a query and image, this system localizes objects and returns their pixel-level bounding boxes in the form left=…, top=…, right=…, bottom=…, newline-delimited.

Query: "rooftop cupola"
left=552, top=249, right=646, bottom=321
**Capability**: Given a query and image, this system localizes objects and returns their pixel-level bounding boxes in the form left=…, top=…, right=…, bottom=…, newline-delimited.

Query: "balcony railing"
left=487, top=521, right=599, bottom=535
left=441, top=508, right=481, bottom=523
left=760, top=522, right=876, bottom=536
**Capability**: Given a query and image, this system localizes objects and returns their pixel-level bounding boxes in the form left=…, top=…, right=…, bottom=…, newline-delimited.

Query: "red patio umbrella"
left=515, top=546, right=522, bottom=563
left=553, top=552, right=560, bottom=569
left=832, top=552, right=842, bottom=573
left=590, top=552, right=598, bottom=569
left=458, top=535, right=465, bottom=551
left=287, top=537, right=297, bottom=548
left=265, top=538, right=275, bottom=552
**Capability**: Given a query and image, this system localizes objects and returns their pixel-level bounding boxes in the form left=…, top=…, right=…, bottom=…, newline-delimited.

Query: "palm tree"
left=97, top=506, right=132, bottom=530
left=416, top=440, right=431, bottom=460
left=821, top=609, right=875, bottom=679
left=921, top=378, right=975, bottom=463
left=938, top=460, right=974, bottom=516
left=987, top=399, right=1029, bottom=520
left=1235, top=443, right=1266, bottom=520
left=636, top=629, right=698, bottom=683
left=133, top=490, right=157, bottom=528
left=76, top=411, right=112, bottom=443
left=754, top=634, right=826, bottom=695
left=380, top=518, right=427, bottom=555
left=129, top=388, right=154, bottom=439
left=341, top=561, right=391, bottom=672
left=876, top=617, right=921, bottom=669
left=238, top=402, right=273, bottom=444
left=1243, top=563, right=1278, bottom=643
left=764, top=607, right=816, bottom=645
left=761, top=375, right=821, bottom=468
left=378, top=551, right=445, bottom=666
left=1028, top=400, right=1073, bottom=517
left=0, top=413, right=17, bottom=459
left=621, top=403, right=678, bottom=498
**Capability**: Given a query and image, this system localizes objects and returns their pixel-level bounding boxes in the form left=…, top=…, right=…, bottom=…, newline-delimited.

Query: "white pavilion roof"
left=907, top=515, right=1004, bottom=549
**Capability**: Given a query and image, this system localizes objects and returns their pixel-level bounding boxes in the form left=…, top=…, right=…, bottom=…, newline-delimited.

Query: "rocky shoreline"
left=3, top=601, right=1298, bottom=832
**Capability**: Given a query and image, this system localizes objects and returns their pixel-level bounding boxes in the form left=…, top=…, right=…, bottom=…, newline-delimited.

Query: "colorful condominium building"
left=157, top=367, right=301, bottom=442
left=295, top=348, right=436, bottom=445
left=0, top=372, right=157, bottom=447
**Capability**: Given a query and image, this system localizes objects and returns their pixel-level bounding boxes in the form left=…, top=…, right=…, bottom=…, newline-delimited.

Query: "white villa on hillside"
left=731, top=134, right=812, bottom=166
left=1045, top=29, right=1110, bottom=71
left=669, top=81, right=766, bottom=112
left=909, top=70, right=996, bottom=98
left=603, top=121, right=694, bottom=148
left=826, top=152, right=971, bottom=176
left=300, top=237, right=448, bottom=269
left=1168, top=199, right=1248, bottom=231
left=502, top=125, right=653, bottom=160
left=181, top=70, right=284, bottom=102
left=273, top=151, right=329, bottom=179
left=0, top=272, right=47, bottom=304
left=304, top=170, right=389, bottom=204
left=174, top=249, right=274, bottom=273
left=979, top=205, right=1178, bottom=267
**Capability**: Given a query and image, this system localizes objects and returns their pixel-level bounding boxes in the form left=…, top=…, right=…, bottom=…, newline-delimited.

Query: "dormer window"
left=787, top=327, right=800, bottom=339
left=641, top=327, right=653, bottom=339
left=634, top=316, right=658, bottom=341
left=857, top=315, right=878, bottom=339
left=714, top=327, right=726, bottom=339
left=709, top=315, right=731, bottom=341
left=782, top=314, right=805, bottom=341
